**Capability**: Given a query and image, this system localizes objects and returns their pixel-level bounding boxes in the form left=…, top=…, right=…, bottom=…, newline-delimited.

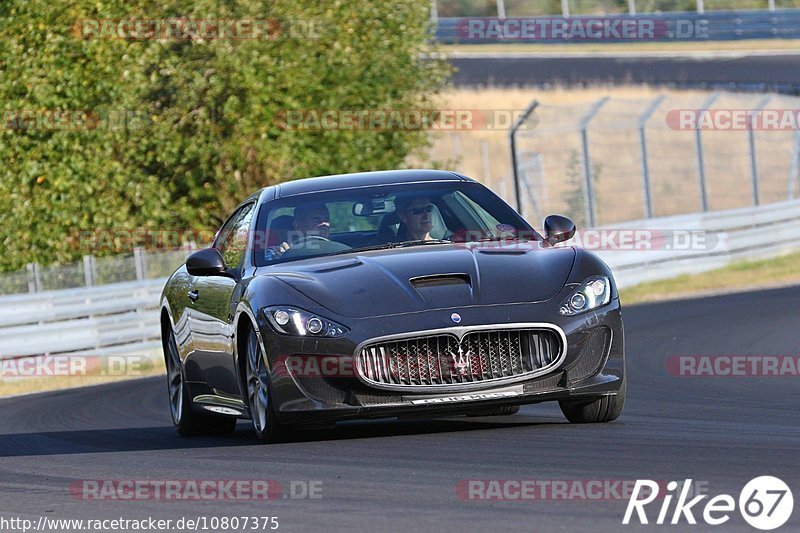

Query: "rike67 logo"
left=624, top=477, right=793, bottom=530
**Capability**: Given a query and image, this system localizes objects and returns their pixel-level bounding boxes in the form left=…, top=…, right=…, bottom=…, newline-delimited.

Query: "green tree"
left=0, top=0, right=451, bottom=271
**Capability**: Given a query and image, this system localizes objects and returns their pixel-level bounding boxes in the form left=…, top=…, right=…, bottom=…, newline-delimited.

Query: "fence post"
left=748, top=94, right=771, bottom=206
left=561, top=0, right=570, bottom=17
left=579, top=97, right=609, bottom=228
left=27, top=262, right=41, bottom=293
left=498, top=179, right=508, bottom=205
left=628, top=0, right=636, bottom=15
left=789, top=130, right=800, bottom=200
left=509, top=99, right=540, bottom=216
left=695, top=92, right=720, bottom=212
left=519, top=151, right=543, bottom=224
left=768, top=0, right=776, bottom=12
left=83, top=255, right=96, bottom=287
left=480, top=140, right=490, bottom=183
left=430, top=0, right=438, bottom=22
left=638, top=95, right=666, bottom=219
left=450, top=133, right=461, bottom=161
left=496, top=0, right=506, bottom=18
left=133, top=247, right=148, bottom=280
left=697, top=0, right=705, bottom=14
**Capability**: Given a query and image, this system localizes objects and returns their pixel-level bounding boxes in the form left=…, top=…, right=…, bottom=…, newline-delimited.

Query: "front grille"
left=357, top=328, right=563, bottom=389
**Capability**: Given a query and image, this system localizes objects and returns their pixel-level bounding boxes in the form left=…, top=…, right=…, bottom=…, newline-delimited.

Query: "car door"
left=189, top=202, right=256, bottom=395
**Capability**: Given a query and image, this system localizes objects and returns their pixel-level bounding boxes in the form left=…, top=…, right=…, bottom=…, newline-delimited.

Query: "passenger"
left=394, top=196, right=435, bottom=242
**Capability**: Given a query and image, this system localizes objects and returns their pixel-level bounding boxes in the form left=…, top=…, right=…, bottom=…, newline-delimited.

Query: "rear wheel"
left=164, top=326, right=236, bottom=436
left=559, top=376, right=626, bottom=424
left=245, top=327, right=289, bottom=443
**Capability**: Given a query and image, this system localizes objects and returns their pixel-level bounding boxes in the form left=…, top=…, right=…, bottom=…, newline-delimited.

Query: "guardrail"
left=436, top=9, right=800, bottom=43
left=0, top=280, right=164, bottom=362
left=596, top=197, right=800, bottom=287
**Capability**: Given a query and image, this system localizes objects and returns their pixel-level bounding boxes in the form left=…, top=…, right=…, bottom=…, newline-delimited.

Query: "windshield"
left=252, top=181, right=539, bottom=266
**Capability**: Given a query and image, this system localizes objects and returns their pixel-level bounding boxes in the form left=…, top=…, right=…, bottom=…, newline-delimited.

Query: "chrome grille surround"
left=354, top=323, right=567, bottom=392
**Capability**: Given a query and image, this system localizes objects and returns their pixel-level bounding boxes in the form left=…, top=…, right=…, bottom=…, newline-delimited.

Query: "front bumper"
left=258, top=296, right=624, bottom=427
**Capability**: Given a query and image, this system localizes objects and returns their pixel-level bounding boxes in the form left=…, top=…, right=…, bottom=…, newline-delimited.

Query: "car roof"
left=267, top=169, right=474, bottom=199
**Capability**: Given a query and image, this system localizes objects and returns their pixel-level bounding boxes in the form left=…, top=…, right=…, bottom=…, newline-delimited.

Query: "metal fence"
left=511, top=91, right=800, bottom=227
left=0, top=247, right=196, bottom=296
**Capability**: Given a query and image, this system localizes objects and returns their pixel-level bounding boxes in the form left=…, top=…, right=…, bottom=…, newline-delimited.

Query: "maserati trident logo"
left=451, top=345, right=470, bottom=376
left=451, top=312, right=462, bottom=324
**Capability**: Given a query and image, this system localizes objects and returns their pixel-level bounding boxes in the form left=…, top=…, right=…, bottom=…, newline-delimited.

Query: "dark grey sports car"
left=160, top=169, right=625, bottom=442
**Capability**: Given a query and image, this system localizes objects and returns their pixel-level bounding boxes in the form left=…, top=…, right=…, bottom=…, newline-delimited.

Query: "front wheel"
left=245, top=327, right=289, bottom=443
left=164, top=326, right=236, bottom=436
left=558, top=376, right=626, bottom=424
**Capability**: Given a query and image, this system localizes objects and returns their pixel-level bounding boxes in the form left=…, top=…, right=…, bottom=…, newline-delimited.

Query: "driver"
left=292, top=203, right=331, bottom=240
left=268, top=203, right=331, bottom=258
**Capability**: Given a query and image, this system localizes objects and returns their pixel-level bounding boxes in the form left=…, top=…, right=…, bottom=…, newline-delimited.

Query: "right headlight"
left=264, top=306, right=348, bottom=338
left=558, top=276, right=611, bottom=316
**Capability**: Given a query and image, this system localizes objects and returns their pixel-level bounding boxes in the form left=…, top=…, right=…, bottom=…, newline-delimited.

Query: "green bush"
left=0, top=0, right=450, bottom=271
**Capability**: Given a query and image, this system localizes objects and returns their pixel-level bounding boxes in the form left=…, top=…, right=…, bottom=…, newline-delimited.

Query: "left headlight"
left=558, top=276, right=611, bottom=316
left=264, top=306, right=348, bottom=338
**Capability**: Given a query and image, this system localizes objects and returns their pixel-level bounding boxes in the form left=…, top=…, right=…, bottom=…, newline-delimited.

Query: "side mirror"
left=186, top=248, right=227, bottom=277
left=544, top=215, right=576, bottom=246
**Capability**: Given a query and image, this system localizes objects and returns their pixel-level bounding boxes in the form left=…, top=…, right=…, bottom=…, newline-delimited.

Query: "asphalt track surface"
left=451, top=53, right=800, bottom=91
left=0, top=285, right=798, bottom=532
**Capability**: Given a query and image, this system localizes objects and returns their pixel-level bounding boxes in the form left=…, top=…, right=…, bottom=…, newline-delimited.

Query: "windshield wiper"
left=391, top=239, right=452, bottom=248
left=344, top=243, right=404, bottom=253
left=338, top=239, right=452, bottom=255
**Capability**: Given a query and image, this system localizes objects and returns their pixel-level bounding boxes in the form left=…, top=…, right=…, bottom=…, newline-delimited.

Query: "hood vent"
left=409, top=274, right=473, bottom=306
left=409, top=273, right=471, bottom=289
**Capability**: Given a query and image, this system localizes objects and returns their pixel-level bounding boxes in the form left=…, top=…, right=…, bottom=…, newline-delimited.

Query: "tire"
left=244, top=327, right=290, bottom=443
left=467, top=405, right=520, bottom=417
left=558, top=376, right=626, bottom=424
left=164, top=326, right=237, bottom=436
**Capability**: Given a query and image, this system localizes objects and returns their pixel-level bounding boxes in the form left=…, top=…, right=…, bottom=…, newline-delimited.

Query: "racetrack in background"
left=451, top=52, right=800, bottom=93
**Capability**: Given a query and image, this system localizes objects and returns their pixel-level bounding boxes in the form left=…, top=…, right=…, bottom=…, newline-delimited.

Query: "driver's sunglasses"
left=407, top=205, right=434, bottom=216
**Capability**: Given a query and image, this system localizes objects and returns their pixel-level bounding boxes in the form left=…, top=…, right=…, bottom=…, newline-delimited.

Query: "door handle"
left=188, top=290, right=200, bottom=302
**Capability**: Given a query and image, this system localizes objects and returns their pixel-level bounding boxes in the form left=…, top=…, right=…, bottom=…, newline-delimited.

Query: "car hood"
left=260, top=244, right=576, bottom=319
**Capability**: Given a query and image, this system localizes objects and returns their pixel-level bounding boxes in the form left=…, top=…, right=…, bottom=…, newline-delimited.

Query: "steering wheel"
left=290, top=235, right=330, bottom=250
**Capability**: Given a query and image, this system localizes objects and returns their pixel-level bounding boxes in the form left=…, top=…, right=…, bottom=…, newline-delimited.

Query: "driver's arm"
left=266, top=241, right=290, bottom=260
